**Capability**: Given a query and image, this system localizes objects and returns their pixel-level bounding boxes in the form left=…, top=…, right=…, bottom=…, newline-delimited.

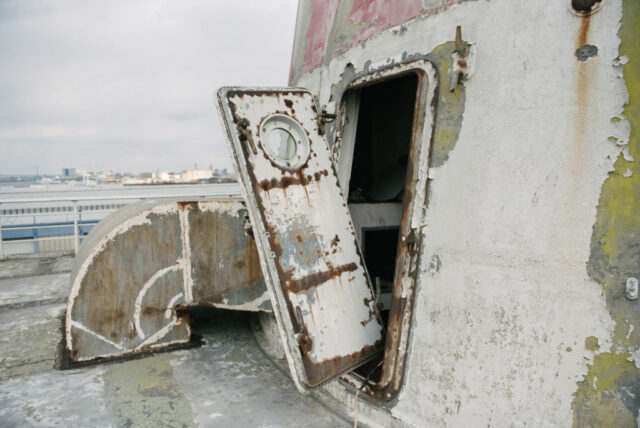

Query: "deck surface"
left=0, top=256, right=349, bottom=427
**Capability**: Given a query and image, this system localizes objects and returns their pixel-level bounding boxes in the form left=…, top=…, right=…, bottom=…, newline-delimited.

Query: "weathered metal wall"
left=289, top=0, right=467, bottom=85
left=285, top=0, right=640, bottom=426
left=64, top=198, right=267, bottom=364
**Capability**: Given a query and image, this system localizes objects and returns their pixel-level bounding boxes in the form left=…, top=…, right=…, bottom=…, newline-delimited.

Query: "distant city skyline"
left=6, top=162, right=233, bottom=177
left=0, top=1, right=298, bottom=175
left=0, top=163, right=232, bottom=177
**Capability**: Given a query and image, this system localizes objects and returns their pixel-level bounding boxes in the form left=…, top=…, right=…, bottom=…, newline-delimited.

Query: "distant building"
left=157, top=171, right=180, bottom=182
left=180, top=169, right=213, bottom=183
left=61, top=168, right=77, bottom=178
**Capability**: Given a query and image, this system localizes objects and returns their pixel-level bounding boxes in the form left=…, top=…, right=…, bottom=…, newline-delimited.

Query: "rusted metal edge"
left=226, top=88, right=308, bottom=98
left=303, top=338, right=385, bottom=387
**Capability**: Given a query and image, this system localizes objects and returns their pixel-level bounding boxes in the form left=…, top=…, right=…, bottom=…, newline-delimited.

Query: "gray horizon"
left=0, top=0, right=298, bottom=176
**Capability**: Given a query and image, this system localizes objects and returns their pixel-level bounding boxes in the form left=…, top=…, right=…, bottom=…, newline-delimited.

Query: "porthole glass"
left=267, top=128, right=297, bottom=161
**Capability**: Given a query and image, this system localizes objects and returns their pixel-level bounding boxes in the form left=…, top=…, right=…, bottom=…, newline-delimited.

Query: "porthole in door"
left=259, top=114, right=310, bottom=171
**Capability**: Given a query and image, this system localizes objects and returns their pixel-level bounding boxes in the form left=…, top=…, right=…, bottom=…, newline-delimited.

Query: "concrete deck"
left=0, top=256, right=351, bottom=427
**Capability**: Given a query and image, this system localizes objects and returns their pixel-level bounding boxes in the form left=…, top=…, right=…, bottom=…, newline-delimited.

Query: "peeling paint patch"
left=572, top=352, right=640, bottom=427
left=579, top=0, right=640, bottom=424
left=344, top=0, right=423, bottom=51
left=428, top=41, right=467, bottom=168
left=301, top=0, right=339, bottom=76
left=290, top=0, right=470, bottom=84
left=576, top=44, right=599, bottom=61
left=586, top=0, right=640, bottom=356
left=585, top=336, right=600, bottom=352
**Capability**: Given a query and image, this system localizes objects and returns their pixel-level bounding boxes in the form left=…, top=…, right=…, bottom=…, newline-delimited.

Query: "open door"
left=217, top=87, right=384, bottom=391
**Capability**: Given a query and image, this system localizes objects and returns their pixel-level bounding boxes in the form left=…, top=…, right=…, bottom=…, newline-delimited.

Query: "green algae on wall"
left=573, top=353, right=640, bottom=427
left=584, top=336, right=600, bottom=352
left=576, top=0, right=640, bottom=425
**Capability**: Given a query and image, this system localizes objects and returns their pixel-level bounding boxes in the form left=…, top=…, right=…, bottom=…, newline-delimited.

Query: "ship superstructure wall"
left=289, top=0, right=640, bottom=426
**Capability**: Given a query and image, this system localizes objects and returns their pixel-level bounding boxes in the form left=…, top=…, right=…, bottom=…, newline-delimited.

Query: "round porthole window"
left=267, top=128, right=297, bottom=161
left=260, top=114, right=310, bottom=171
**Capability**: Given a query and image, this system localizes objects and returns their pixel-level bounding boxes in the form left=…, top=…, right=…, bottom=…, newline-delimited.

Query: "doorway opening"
left=340, top=72, right=420, bottom=388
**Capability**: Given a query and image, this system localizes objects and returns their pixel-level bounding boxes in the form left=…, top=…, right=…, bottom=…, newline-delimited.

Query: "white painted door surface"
left=217, top=87, right=384, bottom=390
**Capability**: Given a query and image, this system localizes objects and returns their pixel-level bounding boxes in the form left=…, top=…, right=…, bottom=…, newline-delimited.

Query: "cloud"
left=0, top=0, right=298, bottom=175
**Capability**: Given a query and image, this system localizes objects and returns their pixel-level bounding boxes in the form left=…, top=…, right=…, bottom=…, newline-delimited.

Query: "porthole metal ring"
left=259, top=114, right=311, bottom=171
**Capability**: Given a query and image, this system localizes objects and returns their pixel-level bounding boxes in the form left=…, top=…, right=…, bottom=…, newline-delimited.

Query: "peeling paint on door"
left=218, top=88, right=384, bottom=391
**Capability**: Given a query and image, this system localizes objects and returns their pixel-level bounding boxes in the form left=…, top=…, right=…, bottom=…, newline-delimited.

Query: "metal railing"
left=0, top=184, right=242, bottom=259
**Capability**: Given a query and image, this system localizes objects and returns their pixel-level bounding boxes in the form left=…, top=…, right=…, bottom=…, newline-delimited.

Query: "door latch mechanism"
left=237, top=117, right=258, bottom=155
left=317, top=110, right=337, bottom=136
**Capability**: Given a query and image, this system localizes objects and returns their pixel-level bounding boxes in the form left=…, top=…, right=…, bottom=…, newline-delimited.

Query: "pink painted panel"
left=347, top=0, right=423, bottom=48
left=302, top=0, right=339, bottom=75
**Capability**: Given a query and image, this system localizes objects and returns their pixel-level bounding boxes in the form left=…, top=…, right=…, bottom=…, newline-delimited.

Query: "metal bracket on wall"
left=449, top=26, right=476, bottom=92
left=317, top=110, right=337, bottom=136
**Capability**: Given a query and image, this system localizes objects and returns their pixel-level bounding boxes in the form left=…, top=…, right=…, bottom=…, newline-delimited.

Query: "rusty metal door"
left=217, top=88, right=384, bottom=391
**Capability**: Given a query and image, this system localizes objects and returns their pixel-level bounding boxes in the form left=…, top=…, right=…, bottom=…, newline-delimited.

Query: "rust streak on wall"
left=286, top=262, right=358, bottom=293
left=572, top=13, right=594, bottom=182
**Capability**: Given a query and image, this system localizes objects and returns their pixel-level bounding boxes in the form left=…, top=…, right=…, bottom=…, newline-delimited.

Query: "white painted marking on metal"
left=134, top=262, right=183, bottom=340
left=135, top=320, right=179, bottom=350
left=217, top=288, right=271, bottom=312
left=166, top=293, right=185, bottom=319
left=178, top=207, right=194, bottom=304
left=66, top=203, right=179, bottom=350
left=69, top=320, right=124, bottom=351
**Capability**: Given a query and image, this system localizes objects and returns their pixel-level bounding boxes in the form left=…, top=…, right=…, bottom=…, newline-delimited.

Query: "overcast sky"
left=0, top=0, right=299, bottom=175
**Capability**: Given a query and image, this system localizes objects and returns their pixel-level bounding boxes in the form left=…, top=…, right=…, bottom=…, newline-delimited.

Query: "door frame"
left=334, top=60, right=439, bottom=400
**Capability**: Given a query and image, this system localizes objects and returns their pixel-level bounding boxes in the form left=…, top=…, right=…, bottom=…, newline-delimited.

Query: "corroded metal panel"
left=188, top=201, right=269, bottom=311
left=64, top=198, right=267, bottom=364
left=218, top=87, right=384, bottom=390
